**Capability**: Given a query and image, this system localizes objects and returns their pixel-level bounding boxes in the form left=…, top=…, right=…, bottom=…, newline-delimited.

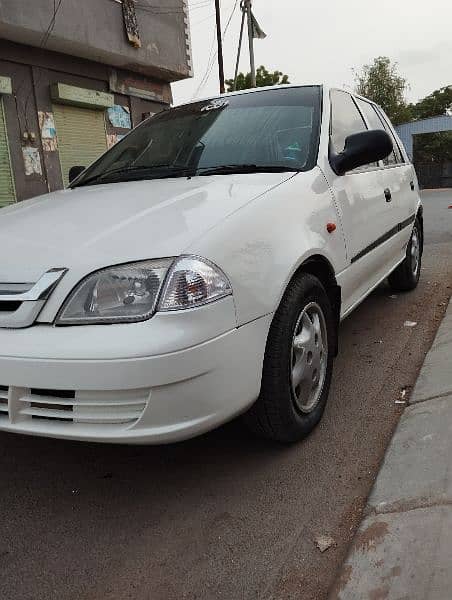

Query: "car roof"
left=172, top=84, right=377, bottom=109
left=171, top=83, right=322, bottom=108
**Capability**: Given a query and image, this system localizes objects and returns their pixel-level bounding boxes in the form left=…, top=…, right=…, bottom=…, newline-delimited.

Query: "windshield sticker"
left=200, top=99, right=229, bottom=112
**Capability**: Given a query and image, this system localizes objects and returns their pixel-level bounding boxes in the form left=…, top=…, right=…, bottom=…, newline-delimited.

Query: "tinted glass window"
left=330, top=90, right=367, bottom=154
left=355, top=99, right=385, bottom=131
left=73, top=86, right=322, bottom=187
left=355, top=98, right=397, bottom=166
left=376, top=108, right=404, bottom=163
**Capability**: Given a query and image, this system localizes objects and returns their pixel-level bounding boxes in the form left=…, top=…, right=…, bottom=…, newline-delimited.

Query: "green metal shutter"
left=53, top=104, right=108, bottom=187
left=0, top=98, right=16, bottom=207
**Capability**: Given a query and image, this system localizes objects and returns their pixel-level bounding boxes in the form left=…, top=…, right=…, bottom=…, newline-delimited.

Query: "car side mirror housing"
left=68, top=165, right=86, bottom=184
left=330, top=130, right=393, bottom=176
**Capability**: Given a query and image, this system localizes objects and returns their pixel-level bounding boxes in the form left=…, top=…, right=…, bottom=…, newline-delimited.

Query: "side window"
left=355, top=98, right=397, bottom=166
left=356, top=99, right=405, bottom=165
left=330, top=90, right=367, bottom=154
left=376, top=108, right=405, bottom=164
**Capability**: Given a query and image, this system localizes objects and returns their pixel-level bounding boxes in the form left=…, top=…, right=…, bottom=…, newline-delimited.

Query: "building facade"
left=0, top=0, right=192, bottom=205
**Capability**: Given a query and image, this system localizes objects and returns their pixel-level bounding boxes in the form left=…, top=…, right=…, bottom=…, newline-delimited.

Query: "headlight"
left=56, top=256, right=232, bottom=325
left=158, top=256, right=232, bottom=311
left=56, top=259, right=172, bottom=325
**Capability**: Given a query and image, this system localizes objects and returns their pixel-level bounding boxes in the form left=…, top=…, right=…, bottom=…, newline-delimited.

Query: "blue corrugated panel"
left=396, top=116, right=452, bottom=158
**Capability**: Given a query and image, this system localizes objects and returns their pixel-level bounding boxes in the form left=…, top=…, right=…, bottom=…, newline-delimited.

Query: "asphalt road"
left=2, top=190, right=452, bottom=600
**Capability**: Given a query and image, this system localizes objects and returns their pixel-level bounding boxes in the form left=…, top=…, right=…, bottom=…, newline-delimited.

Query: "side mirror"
left=68, top=165, right=86, bottom=184
left=330, top=130, right=393, bottom=175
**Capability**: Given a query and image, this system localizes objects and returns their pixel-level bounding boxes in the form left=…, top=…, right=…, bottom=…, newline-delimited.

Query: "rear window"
left=355, top=98, right=404, bottom=166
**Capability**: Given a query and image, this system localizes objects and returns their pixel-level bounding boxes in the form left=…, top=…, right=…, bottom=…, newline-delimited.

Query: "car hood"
left=0, top=173, right=293, bottom=282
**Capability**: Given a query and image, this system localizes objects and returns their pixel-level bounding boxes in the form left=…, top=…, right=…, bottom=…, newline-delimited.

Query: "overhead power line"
left=40, top=0, right=65, bottom=49
left=194, top=0, right=239, bottom=98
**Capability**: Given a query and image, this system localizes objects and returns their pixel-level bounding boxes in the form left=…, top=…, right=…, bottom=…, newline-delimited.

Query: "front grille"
left=0, top=269, right=67, bottom=328
left=0, top=386, right=148, bottom=427
left=0, top=385, right=8, bottom=415
left=27, top=389, right=75, bottom=422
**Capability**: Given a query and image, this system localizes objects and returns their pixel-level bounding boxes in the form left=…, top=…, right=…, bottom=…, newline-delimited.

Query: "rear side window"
left=376, top=108, right=405, bottom=164
left=355, top=99, right=404, bottom=166
left=330, top=90, right=367, bottom=154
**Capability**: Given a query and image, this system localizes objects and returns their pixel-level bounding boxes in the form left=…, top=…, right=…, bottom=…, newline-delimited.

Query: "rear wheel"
left=244, top=273, right=336, bottom=443
left=388, top=218, right=422, bottom=292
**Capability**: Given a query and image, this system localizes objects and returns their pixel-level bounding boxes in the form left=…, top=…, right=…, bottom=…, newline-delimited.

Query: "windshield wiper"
left=73, top=163, right=301, bottom=188
left=73, top=164, right=196, bottom=187
left=196, top=164, right=301, bottom=176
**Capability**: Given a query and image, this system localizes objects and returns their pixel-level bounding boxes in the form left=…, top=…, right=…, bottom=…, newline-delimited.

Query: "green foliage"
left=354, top=56, right=410, bottom=125
left=355, top=57, right=452, bottom=125
left=226, top=65, right=290, bottom=92
left=414, top=131, right=452, bottom=163
left=408, top=86, right=452, bottom=120
left=410, top=87, right=452, bottom=163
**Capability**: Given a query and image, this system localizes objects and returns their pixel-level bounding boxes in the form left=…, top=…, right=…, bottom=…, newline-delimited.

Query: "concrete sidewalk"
left=330, top=299, right=452, bottom=600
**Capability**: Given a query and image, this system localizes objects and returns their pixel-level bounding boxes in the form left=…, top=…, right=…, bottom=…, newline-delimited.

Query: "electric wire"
left=40, top=0, right=65, bottom=48
left=193, top=0, right=239, bottom=98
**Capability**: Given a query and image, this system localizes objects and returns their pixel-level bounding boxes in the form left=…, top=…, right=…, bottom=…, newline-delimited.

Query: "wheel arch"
left=289, top=255, right=341, bottom=355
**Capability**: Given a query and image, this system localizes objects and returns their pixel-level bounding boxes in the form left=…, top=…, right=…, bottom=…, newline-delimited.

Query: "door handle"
left=384, top=188, right=392, bottom=202
left=410, top=181, right=415, bottom=191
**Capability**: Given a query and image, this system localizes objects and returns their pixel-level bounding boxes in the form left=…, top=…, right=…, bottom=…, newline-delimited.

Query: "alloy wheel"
left=291, top=302, right=328, bottom=414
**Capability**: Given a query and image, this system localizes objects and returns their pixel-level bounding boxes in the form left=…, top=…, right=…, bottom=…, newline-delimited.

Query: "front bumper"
left=0, top=312, right=272, bottom=444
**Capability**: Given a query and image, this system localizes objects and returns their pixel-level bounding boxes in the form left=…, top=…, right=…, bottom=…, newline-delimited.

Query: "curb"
left=329, top=298, right=452, bottom=600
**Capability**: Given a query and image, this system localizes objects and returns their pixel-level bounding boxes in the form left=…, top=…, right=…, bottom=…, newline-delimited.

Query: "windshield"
left=73, top=86, right=321, bottom=186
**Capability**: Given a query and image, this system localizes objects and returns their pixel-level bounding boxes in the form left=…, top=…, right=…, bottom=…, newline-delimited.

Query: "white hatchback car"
left=0, top=85, right=422, bottom=444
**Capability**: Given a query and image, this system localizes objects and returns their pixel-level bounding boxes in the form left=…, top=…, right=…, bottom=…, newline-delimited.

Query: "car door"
left=355, top=98, right=416, bottom=261
left=374, top=105, right=418, bottom=250
left=327, top=90, right=401, bottom=316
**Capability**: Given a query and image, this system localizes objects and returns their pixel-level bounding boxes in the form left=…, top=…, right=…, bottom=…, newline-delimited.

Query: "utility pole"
left=215, top=0, right=225, bottom=94
left=244, top=0, right=256, bottom=88
left=233, top=4, right=246, bottom=91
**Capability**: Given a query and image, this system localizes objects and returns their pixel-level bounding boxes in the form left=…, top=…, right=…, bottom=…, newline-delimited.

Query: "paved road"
left=1, top=191, right=452, bottom=600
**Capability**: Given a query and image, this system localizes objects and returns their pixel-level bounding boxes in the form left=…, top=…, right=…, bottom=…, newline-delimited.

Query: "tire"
left=388, top=218, right=422, bottom=292
left=244, top=273, right=336, bottom=443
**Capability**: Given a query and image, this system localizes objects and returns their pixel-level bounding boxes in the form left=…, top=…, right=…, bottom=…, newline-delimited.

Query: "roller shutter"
left=53, top=104, right=107, bottom=187
left=0, top=98, right=16, bottom=207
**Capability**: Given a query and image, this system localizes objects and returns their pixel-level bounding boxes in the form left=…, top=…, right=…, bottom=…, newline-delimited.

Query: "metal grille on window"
left=53, top=104, right=108, bottom=187
left=0, top=98, right=16, bottom=207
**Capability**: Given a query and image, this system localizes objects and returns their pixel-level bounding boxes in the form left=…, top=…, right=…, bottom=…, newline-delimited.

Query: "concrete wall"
left=0, top=0, right=192, bottom=82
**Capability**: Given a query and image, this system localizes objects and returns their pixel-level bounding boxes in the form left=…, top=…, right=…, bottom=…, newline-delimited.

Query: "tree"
left=409, top=86, right=452, bottom=120
left=354, top=56, right=410, bottom=125
left=414, top=131, right=452, bottom=162
left=225, top=65, right=290, bottom=92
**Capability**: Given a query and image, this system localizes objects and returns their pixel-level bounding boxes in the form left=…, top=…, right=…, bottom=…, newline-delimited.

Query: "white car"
left=0, top=85, right=422, bottom=444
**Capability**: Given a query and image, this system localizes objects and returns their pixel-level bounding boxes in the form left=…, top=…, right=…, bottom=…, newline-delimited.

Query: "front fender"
left=186, top=168, right=348, bottom=326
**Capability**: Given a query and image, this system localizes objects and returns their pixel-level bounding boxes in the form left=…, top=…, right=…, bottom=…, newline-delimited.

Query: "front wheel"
left=244, top=273, right=336, bottom=443
left=388, top=218, right=422, bottom=292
